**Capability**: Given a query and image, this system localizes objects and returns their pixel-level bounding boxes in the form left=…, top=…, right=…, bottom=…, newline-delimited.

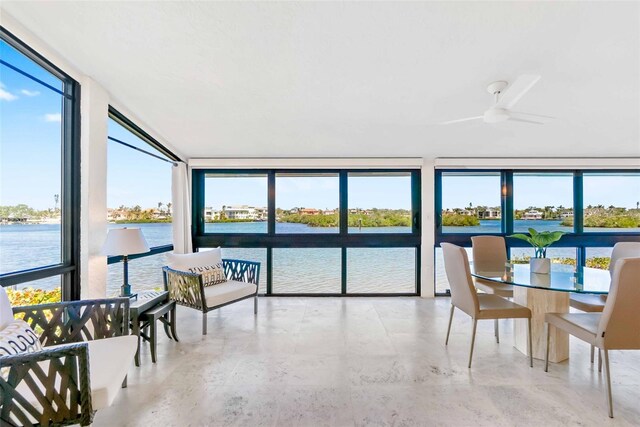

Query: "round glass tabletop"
left=471, top=262, right=611, bottom=294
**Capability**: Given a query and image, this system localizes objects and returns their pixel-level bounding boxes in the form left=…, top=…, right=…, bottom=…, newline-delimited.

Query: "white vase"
left=530, top=257, right=551, bottom=274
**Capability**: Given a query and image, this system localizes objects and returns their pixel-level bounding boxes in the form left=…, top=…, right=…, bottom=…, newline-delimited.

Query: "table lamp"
left=102, top=227, right=150, bottom=297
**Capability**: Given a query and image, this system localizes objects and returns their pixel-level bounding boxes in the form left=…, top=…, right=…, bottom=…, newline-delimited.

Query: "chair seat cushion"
left=570, top=294, right=606, bottom=313
left=476, top=294, right=531, bottom=319
left=15, top=335, right=138, bottom=411
left=474, top=279, right=514, bottom=298
left=204, top=280, right=256, bottom=308
left=545, top=313, right=601, bottom=345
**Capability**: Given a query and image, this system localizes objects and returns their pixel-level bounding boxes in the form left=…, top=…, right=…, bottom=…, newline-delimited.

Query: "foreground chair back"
left=1, top=297, right=136, bottom=426
left=442, top=243, right=532, bottom=368
left=608, top=242, right=640, bottom=277
left=570, top=242, right=640, bottom=362
left=471, top=235, right=512, bottom=342
left=545, top=257, right=640, bottom=418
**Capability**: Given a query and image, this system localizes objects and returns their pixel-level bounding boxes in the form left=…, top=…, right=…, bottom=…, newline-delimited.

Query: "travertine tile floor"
left=94, top=297, right=640, bottom=426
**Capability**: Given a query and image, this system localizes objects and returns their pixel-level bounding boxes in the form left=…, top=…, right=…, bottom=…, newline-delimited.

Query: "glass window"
left=583, top=173, right=640, bottom=233
left=276, top=173, right=339, bottom=233
left=585, top=247, right=613, bottom=271
left=107, top=118, right=174, bottom=247
left=272, top=248, right=341, bottom=293
left=441, top=172, right=501, bottom=234
left=510, top=247, right=577, bottom=266
left=348, top=172, right=412, bottom=233
left=4, top=276, right=62, bottom=308
left=347, top=248, right=415, bottom=293
left=513, top=173, right=573, bottom=233
left=0, top=40, right=64, bottom=274
left=220, top=248, right=267, bottom=294
left=107, top=254, right=166, bottom=297
left=204, top=174, right=268, bottom=234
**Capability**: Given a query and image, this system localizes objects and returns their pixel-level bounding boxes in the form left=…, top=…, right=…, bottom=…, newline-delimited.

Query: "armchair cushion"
left=204, top=280, right=257, bottom=308
left=165, top=248, right=222, bottom=271
left=1, top=319, right=43, bottom=379
left=0, top=319, right=42, bottom=355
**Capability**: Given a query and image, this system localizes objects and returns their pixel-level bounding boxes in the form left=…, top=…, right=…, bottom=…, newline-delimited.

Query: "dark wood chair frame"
left=163, top=258, right=260, bottom=335
left=1, top=298, right=130, bottom=427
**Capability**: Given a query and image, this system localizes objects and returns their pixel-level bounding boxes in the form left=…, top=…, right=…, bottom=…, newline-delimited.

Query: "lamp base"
left=121, top=283, right=132, bottom=297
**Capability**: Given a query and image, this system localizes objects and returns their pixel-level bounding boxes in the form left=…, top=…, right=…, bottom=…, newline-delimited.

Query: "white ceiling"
left=2, top=1, right=640, bottom=159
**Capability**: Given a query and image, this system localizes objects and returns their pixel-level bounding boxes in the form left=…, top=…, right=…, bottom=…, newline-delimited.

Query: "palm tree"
left=167, top=202, right=172, bottom=215
left=158, top=202, right=163, bottom=212
left=54, top=194, right=59, bottom=211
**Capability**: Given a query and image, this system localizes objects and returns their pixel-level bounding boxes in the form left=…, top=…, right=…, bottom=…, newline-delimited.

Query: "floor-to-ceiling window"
left=0, top=29, right=80, bottom=303
left=193, top=169, right=421, bottom=295
left=106, top=108, right=181, bottom=296
left=435, top=169, right=640, bottom=295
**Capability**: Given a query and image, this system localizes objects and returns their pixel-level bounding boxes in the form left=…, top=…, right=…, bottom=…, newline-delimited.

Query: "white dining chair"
left=545, top=257, right=640, bottom=418
left=442, top=243, right=533, bottom=368
left=471, top=235, right=513, bottom=343
left=569, top=242, right=640, bottom=363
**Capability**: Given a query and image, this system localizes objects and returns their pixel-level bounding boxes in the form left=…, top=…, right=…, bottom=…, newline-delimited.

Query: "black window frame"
left=105, top=107, right=182, bottom=267
left=193, top=169, right=422, bottom=296
left=0, top=27, right=81, bottom=301
left=435, top=168, right=640, bottom=296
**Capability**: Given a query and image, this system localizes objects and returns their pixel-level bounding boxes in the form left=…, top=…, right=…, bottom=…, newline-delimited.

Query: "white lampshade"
left=101, top=227, right=150, bottom=256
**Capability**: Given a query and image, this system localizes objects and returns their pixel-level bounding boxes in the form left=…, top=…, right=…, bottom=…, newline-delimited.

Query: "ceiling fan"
left=440, top=74, right=555, bottom=125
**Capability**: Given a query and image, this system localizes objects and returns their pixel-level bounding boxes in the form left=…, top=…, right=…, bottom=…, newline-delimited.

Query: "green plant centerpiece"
left=509, top=228, right=566, bottom=274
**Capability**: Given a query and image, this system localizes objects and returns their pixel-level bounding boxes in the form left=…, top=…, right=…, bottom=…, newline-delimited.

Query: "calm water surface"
left=2, top=220, right=634, bottom=295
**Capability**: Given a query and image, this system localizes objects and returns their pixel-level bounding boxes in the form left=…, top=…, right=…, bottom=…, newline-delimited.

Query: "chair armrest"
left=222, top=259, right=261, bottom=287
left=0, top=343, right=93, bottom=426
left=162, top=266, right=206, bottom=310
left=12, top=298, right=130, bottom=347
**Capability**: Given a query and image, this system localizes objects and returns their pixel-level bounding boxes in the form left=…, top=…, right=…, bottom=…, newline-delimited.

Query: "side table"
left=130, top=290, right=177, bottom=366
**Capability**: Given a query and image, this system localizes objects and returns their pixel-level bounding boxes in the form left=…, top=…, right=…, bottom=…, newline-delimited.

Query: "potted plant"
left=509, top=228, right=566, bottom=274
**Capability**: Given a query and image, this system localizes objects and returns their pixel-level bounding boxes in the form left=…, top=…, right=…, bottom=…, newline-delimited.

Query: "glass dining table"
left=470, top=262, right=611, bottom=363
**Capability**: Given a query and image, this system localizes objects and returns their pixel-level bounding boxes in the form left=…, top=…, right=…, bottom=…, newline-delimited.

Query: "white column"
left=80, top=78, right=109, bottom=298
left=421, top=158, right=435, bottom=297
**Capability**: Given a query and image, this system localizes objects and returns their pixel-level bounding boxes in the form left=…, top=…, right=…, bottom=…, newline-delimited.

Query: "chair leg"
left=170, top=305, right=179, bottom=342
left=445, top=304, right=455, bottom=345
left=162, top=313, right=173, bottom=340
left=150, top=318, right=158, bottom=363
left=590, top=345, right=595, bottom=364
left=254, top=295, right=258, bottom=315
left=202, top=312, right=208, bottom=335
left=598, top=349, right=602, bottom=373
left=527, top=317, right=533, bottom=368
left=468, top=318, right=477, bottom=369
left=544, top=323, right=551, bottom=372
left=494, top=319, right=500, bottom=344
left=603, top=349, right=614, bottom=418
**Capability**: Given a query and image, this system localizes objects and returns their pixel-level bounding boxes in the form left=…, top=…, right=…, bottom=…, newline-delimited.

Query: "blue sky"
left=204, top=174, right=412, bottom=210
left=2, top=39, right=638, bottom=212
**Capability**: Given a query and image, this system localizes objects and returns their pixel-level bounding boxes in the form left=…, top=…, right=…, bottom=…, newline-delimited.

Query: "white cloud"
left=21, top=89, right=40, bottom=97
left=0, top=83, right=18, bottom=101
left=44, top=113, right=62, bottom=123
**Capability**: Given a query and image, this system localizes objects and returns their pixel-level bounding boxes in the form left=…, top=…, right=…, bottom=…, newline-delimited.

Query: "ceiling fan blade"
left=509, top=117, right=544, bottom=125
left=439, top=116, right=483, bottom=125
left=511, top=111, right=556, bottom=120
left=496, top=74, right=541, bottom=109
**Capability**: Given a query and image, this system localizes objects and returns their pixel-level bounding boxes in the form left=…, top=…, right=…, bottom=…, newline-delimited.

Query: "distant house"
left=323, top=209, right=336, bottom=215
left=204, top=208, right=221, bottom=221
left=561, top=212, right=573, bottom=218
left=523, top=210, right=543, bottom=220
left=221, top=205, right=267, bottom=220
left=299, top=208, right=321, bottom=215
left=478, top=208, right=501, bottom=219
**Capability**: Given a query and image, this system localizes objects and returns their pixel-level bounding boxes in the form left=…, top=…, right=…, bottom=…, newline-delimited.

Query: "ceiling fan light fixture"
left=483, top=107, right=510, bottom=123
